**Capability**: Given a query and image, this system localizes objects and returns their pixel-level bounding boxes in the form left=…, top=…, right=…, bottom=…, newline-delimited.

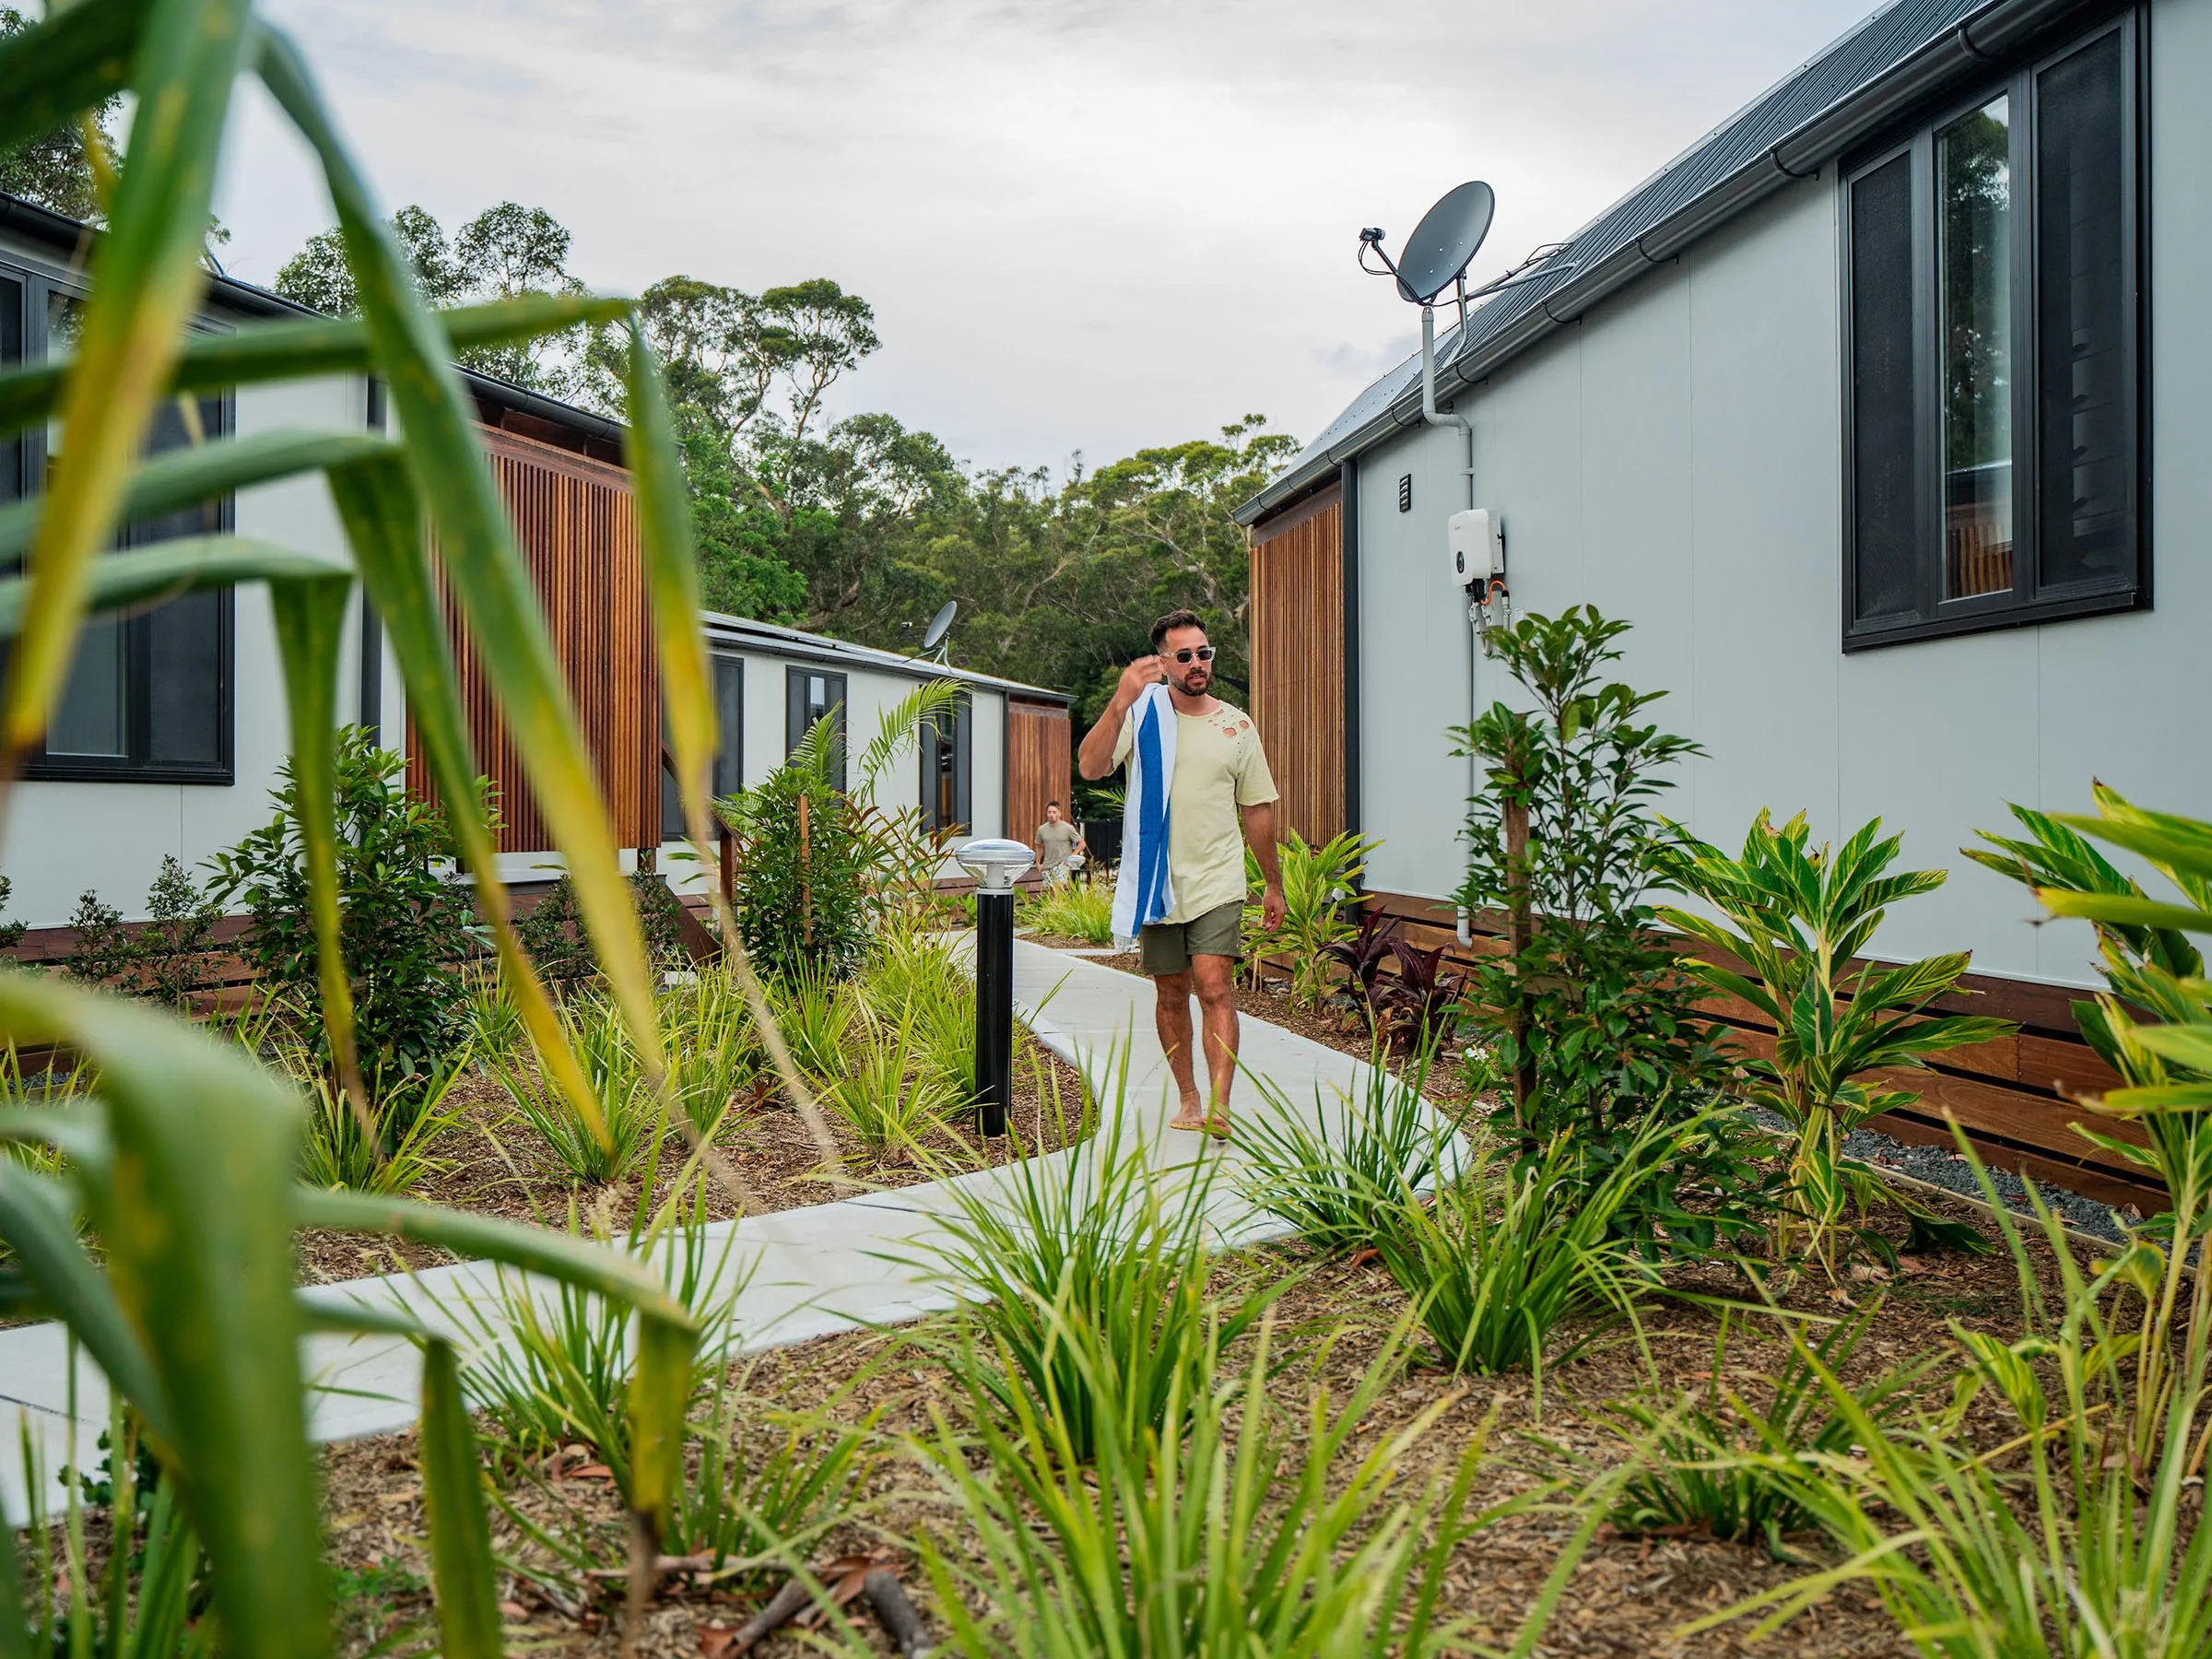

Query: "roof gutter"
left=1237, top=0, right=2088, bottom=526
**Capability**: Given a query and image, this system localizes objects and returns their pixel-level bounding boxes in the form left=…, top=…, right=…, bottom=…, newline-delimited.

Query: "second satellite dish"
left=1391, top=182, right=1496, bottom=306
left=921, top=599, right=959, bottom=659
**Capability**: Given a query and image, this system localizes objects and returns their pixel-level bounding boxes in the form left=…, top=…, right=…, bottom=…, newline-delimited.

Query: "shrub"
left=1241, top=830, right=1372, bottom=1004
left=818, top=999, right=957, bottom=1158
left=64, top=854, right=221, bottom=1006
left=515, top=865, right=691, bottom=986
left=913, top=1312, right=1597, bottom=1659
left=1452, top=609, right=1726, bottom=1142
left=209, top=726, right=484, bottom=1121
left=289, top=1041, right=467, bottom=1195
left=1696, top=1172, right=2212, bottom=1657
left=1592, top=1300, right=1929, bottom=1556
left=1016, top=869, right=1114, bottom=946
left=1371, top=1120, right=1683, bottom=1387
left=1235, top=1043, right=1451, bottom=1252
left=453, top=1176, right=739, bottom=1504
left=913, top=1078, right=1281, bottom=1463
left=1660, top=811, right=2011, bottom=1272
left=1968, top=784, right=2212, bottom=1474
left=0, top=875, right=24, bottom=949
left=487, top=991, right=669, bottom=1185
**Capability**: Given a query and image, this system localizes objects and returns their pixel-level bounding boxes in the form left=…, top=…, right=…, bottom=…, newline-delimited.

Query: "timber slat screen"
left=1358, top=888, right=2160, bottom=1210
left=406, top=426, right=660, bottom=853
left=1006, top=698, right=1071, bottom=847
left=1249, top=486, right=1344, bottom=844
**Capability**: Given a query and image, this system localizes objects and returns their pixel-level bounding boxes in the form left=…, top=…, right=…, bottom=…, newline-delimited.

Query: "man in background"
left=1033, top=801, right=1087, bottom=884
left=1077, top=609, right=1282, bottom=1135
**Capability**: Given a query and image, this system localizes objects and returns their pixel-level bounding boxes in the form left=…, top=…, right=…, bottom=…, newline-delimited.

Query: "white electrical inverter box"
left=1448, top=508, right=1503, bottom=586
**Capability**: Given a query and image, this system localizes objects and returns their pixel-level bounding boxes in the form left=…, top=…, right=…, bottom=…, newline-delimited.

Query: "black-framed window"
left=784, top=665, right=846, bottom=793
left=1842, top=15, right=2143, bottom=648
left=662, top=654, right=744, bottom=838
left=1, top=263, right=235, bottom=780
left=920, top=691, right=971, bottom=835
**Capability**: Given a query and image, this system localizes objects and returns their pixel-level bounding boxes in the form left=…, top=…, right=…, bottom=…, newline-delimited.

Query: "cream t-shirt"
left=1112, top=698, right=1278, bottom=924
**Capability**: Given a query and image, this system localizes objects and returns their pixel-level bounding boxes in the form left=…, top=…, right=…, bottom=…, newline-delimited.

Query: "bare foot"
left=1168, top=1102, right=1210, bottom=1132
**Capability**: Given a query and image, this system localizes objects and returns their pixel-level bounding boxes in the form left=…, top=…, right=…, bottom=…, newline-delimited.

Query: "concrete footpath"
left=0, top=943, right=1457, bottom=1523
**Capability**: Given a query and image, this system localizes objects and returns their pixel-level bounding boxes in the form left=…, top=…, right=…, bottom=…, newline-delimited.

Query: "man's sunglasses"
left=1165, top=645, right=1216, bottom=665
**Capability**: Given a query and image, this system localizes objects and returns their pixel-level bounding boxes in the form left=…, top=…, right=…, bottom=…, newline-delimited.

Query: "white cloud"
left=218, top=0, right=1881, bottom=472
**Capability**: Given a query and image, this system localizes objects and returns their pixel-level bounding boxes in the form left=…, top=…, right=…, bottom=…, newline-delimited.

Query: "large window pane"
left=0, top=276, right=20, bottom=505
left=1850, top=153, right=1918, bottom=622
left=48, top=617, right=127, bottom=757
left=147, top=589, right=223, bottom=765
left=2037, top=31, right=2131, bottom=591
left=1937, top=96, right=2013, bottom=599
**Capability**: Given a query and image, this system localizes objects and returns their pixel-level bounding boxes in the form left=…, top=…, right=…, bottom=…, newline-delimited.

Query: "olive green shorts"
left=1138, top=900, right=1244, bottom=977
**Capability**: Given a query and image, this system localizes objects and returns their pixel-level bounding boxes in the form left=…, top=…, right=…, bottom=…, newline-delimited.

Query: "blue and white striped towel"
left=1111, top=681, right=1175, bottom=949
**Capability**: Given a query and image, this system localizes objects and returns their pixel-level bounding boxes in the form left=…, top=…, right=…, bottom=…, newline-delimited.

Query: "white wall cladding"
left=0, top=361, right=384, bottom=927
left=1351, top=0, right=2208, bottom=992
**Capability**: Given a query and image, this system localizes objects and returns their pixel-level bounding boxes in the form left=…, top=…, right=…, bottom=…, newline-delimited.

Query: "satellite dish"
left=1387, top=182, right=1494, bottom=306
left=921, top=599, right=958, bottom=660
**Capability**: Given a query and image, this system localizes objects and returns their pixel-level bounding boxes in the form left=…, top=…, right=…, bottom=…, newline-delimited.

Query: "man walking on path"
left=1077, top=609, right=1283, bottom=1135
left=1033, top=802, right=1087, bottom=884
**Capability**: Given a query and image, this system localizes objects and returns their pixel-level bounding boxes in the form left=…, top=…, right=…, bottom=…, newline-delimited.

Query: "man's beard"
left=1172, top=667, right=1210, bottom=696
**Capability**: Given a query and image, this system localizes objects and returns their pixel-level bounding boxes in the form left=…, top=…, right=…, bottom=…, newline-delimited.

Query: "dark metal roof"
left=0, top=188, right=628, bottom=450
left=700, top=611, right=1070, bottom=704
left=1240, top=0, right=2095, bottom=524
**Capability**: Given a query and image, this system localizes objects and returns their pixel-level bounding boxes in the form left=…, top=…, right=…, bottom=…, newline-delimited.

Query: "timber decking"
left=1357, top=888, right=2160, bottom=1210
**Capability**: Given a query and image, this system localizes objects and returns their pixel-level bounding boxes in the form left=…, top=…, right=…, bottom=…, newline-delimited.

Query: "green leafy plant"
left=456, top=1174, right=738, bottom=1506
left=764, top=963, right=855, bottom=1080
left=515, top=866, right=692, bottom=986
left=487, top=991, right=669, bottom=1184
left=1235, top=1043, right=1451, bottom=1252
left=1453, top=609, right=1725, bottom=1141
left=8, top=1408, right=210, bottom=1659
left=0, top=7, right=741, bottom=1654
left=1592, top=1300, right=1929, bottom=1558
left=660, top=961, right=766, bottom=1135
left=1969, top=785, right=2212, bottom=1473
left=1016, top=869, right=1114, bottom=946
left=209, top=727, right=485, bottom=1123
left=664, top=1380, right=877, bottom=1580
left=63, top=854, right=221, bottom=1006
left=1371, top=1120, right=1682, bottom=1390
left=1694, top=1168, right=2212, bottom=1658
left=0, top=873, right=25, bottom=949
left=720, top=680, right=962, bottom=980
left=289, top=1040, right=467, bottom=1194
left=1660, top=811, right=2011, bottom=1273
left=818, top=998, right=957, bottom=1159
left=1241, top=829, right=1372, bottom=1004
left=913, top=1310, right=1600, bottom=1659
left=913, top=1067, right=1280, bottom=1463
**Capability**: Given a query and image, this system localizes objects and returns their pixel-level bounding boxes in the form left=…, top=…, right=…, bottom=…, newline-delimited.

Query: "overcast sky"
left=215, top=0, right=1880, bottom=477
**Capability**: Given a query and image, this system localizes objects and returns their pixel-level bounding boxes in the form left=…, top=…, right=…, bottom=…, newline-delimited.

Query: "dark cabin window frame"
left=1841, top=11, right=2147, bottom=651
left=0, top=256, right=237, bottom=782
left=919, top=689, right=972, bottom=836
left=784, top=665, right=847, bottom=794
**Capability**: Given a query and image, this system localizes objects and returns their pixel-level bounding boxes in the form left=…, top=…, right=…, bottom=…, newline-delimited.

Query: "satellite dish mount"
left=920, top=599, right=959, bottom=665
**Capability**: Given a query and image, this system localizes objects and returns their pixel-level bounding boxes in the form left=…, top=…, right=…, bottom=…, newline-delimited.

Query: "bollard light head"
left=956, top=837, right=1034, bottom=894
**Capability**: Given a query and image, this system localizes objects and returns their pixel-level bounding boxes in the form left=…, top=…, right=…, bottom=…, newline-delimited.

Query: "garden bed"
left=313, top=1182, right=2064, bottom=1659
left=294, top=1027, right=1089, bottom=1287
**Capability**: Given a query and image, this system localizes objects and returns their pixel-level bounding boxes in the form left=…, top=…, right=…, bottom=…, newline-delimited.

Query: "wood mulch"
left=293, top=1030, right=1089, bottom=1288
left=318, top=1177, right=2075, bottom=1659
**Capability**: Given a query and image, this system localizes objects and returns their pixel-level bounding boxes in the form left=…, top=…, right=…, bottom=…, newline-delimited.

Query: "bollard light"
left=955, top=837, right=1032, bottom=1137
